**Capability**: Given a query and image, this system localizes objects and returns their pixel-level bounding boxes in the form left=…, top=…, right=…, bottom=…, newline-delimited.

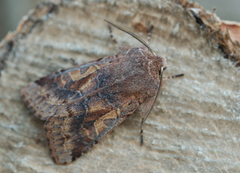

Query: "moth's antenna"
left=140, top=67, right=163, bottom=128
left=104, top=19, right=156, bottom=56
left=140, top=67, right=163, bottom=145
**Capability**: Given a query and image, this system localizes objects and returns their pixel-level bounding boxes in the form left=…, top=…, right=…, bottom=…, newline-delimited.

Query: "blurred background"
left=0, top=0, right=239, bottom=41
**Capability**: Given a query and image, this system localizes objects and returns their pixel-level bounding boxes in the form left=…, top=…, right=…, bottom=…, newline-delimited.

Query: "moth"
left=21, top=20, right=183, bottom=165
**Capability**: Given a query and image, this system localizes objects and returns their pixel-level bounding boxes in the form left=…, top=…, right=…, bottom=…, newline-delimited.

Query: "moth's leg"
left=136, top=96, right=155, bottom=145
left=147, top=25, right=154, bottom=44
left=163, top=73, right=184, bottom=80
left=108, top=24, right=118, bottom=43
left=140, top=118, right=144, bottom=145
left=162, top=74, right=184, bottom=86
left=162, top=73, right=184, bottom=88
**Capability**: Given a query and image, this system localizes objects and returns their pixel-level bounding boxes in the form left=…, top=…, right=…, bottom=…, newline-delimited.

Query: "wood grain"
left=0, top=0, right=239, bottom=172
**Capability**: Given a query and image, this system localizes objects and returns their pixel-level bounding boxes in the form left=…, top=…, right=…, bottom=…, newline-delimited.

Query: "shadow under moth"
left=21, top=20, right=183, bottom=165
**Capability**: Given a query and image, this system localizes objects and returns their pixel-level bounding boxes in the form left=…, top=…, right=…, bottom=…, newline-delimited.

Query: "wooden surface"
left=0, top=0, right=239, bottom=172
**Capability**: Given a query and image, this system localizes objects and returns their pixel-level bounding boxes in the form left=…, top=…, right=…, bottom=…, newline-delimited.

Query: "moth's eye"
left=159, top=67, right=167, bottom=75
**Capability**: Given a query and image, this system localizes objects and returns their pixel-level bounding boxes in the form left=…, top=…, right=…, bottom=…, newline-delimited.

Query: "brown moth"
left=21, top=20, right=181, bottom=165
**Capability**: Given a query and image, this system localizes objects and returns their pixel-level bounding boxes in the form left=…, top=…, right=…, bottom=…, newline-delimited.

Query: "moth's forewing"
left=21, top=55, right=118, bottom=120
left=22, top=47, right=163, bottom=165
left=44, top=90, right=143, bottom=164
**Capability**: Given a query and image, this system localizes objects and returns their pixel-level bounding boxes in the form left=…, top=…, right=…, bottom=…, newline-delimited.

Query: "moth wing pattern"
left=21, top=55, right=118, bottom=120
left=22, top=47, right=164, bottom=164
left=43, top=47, right=163, bottom=164
left=44, top=91, right=142, bottom=164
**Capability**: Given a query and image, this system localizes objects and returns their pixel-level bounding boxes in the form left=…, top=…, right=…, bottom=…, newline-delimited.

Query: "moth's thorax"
left=113, top=47, right=165, bottom=97
left=121, top=46, right=166, bottom=80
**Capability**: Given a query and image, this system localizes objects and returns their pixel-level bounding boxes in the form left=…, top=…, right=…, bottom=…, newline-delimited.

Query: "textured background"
left=0, top=0, right=239, bottom=172
left=1, top=0, right=240, bottom=40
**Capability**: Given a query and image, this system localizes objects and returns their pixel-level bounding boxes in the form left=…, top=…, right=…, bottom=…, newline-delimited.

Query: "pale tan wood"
left=0, top=0, right=239, bottom=172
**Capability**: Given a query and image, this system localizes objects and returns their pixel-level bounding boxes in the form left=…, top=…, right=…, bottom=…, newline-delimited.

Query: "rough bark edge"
left=1, top=0, right=239, bottom=74
left=174, top=0, right=240, bottom=66
left=0, top=2, right=58, bottom=75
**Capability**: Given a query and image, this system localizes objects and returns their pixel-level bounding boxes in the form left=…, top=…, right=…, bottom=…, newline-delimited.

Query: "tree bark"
left=0, top=0, right=239, bottom=172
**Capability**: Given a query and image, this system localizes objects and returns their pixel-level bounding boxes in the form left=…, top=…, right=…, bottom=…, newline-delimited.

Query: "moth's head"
left=148, top=54, right=167, bottom=79
left=156, top=55, right=167, bottom=72
left=139, top=45, right=167, bottom=73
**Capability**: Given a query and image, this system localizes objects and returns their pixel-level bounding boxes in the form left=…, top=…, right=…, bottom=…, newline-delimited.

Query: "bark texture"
left=0, top=0, right=239, bottom=172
